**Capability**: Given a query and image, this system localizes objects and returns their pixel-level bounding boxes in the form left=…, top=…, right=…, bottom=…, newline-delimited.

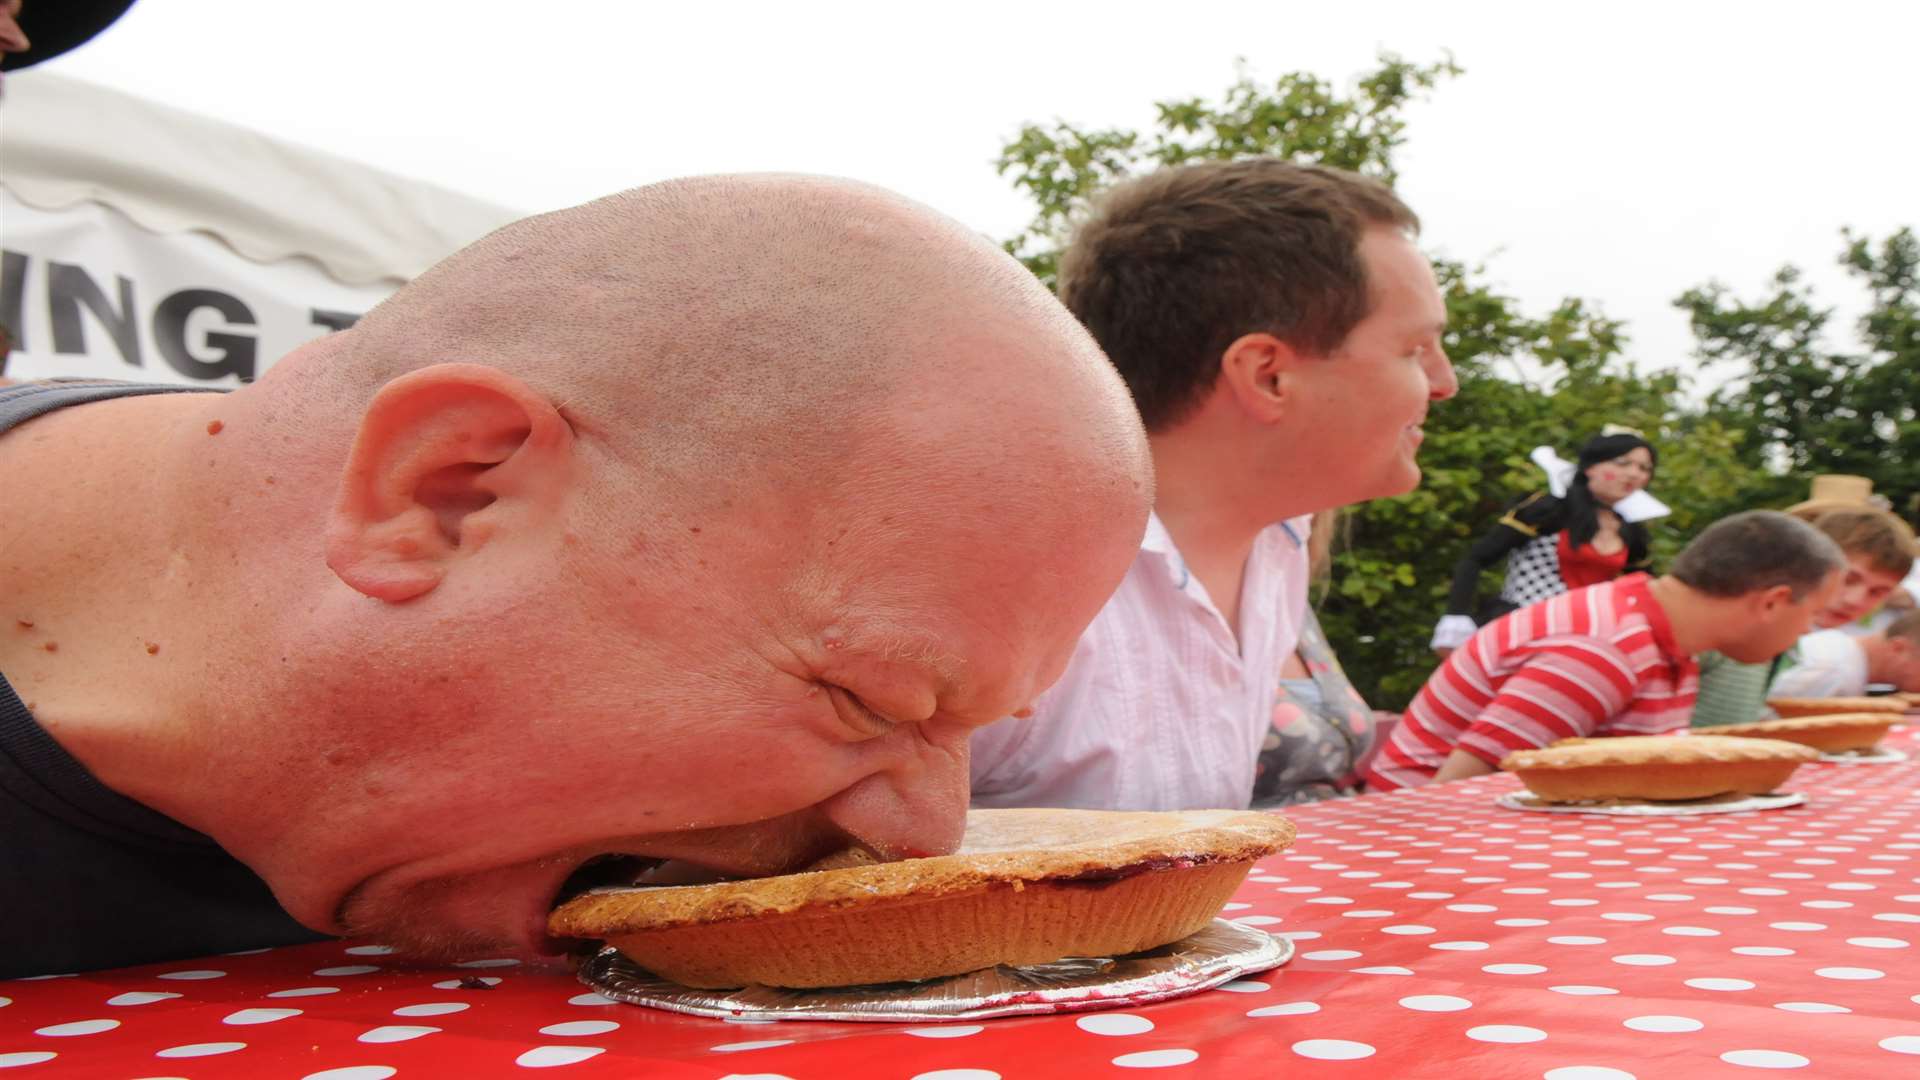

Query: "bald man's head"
left=213, top=174, right=1152, bottom=961
left=321, top=174, right=1140, bottom=512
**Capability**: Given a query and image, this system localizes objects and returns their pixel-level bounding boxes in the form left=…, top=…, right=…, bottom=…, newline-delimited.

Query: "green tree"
left=995, top=54, right=1770, bottom=709
left=1680, top=228, right=1920, bottom=512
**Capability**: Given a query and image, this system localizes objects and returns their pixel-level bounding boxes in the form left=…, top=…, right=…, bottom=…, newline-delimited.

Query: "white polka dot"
left=1624, top=1015, right=1703, bottom=1033
left=393, top=1002, right=470, bottom=1017
left=1496, top=918, right=1549, bottom=927
left=1350, top=965, right=1414, bottom=975
left=1720, top=1049, right=1809, bottom=1068
left=1734, top=947, right=1794, bottom=957
left=711, top=1040, right=795, bottom=1052
left=1876, top=913, right=1920, bottom=924
left=1113, top=1049, right=1199, bottom=1068
left=1340, top=909, right=1394, bottom=918
left=1879, top=1036, right=1920, bottom=1054
left=516, top=1046, right=608, bottom=1068
left=155, top=1042, right=248, bottom=1058
left=1544, top=1068, right=1636, bottom=1080
left=1382, top=924, right=1436, bottom=935
left=1231, top=915, right=1284, bottom=926
left=344, top=945, right=395, bottom=955
left=1612, top=954, right=1677, bottom=967
left=1768, top=922, right=1827, bottom=932
left=1774, top=1002, right=1850, bottom=1013
left=1302, top=949, right=1361, bottom=961
left=1466, top=1025, right=1547, bottom=1043
left=34, top=1019, right=119, bottom=1036
left=904, top=1025, right=984, bottom=1038
left=1483, top=963, right=1547, bottom=975
left=566, top=992, right=614, bottom=1005
left=1248, top=1002, right=1320, bottom=1017
left=1601, top=913, right=1655, bottom=923
left=1686, top=978, right=1755, bottom=992
left=1447, top=903, right=1497, bottom=913
left=303, top=1069, right=399, bottom=1080
left=107, top=991, right=184, bottom=1006
left=358, top=1026, right=440, bottom=1043
left=1816, top=967, right=1885, bottom=980
left=540, top=1021, right=619, bottom=1036
left=1708, top=906, right=1759, bottom=915
left=224, top=1008, right=301, bottom=1025
left=1429, top=941, right=1490, bottom=951
left=1847, top=937, right=1910, bottom=949
left=156, top=969, right=227, bottom=981
left=0, top=997, right=9, bottom=1008
left=1743, top=887, right=1790, bottom=896
left=1077, top=1014, right=1154, bottom=1036
left=1292, top=1040, right=1376, bottom=1060
left=1215, top=980, right=1269, bottom=993
left=314, top=965, right=380, bottom=976
left=1549, top=936, right=1607, bottom=946
left=268, top=986, right=341, bottom=998
left=1399, top=995, right=1472, bottom=1012
left=0, top=1056, right=57, bottom=1069
left=1663, top=927, right=1721, bottom=937
left=1550, top=985, right=1620, bottom=996
left=454, top=958, right=520, bottom=968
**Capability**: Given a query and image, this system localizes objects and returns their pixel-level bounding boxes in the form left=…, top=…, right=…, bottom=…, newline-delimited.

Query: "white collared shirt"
left=969, top=512, right=1311, bottom=811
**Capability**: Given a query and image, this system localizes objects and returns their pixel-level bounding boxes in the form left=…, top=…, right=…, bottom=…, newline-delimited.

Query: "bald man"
left=0, top=175, right=1152, bottom=977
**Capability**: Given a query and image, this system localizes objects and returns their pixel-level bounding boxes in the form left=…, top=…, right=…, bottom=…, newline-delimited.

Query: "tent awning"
left=0, top=71, right=523, bottom=286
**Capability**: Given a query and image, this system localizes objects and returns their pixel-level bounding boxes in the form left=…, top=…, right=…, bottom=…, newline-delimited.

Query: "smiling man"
left=0, top=174, right=1152, bottom=976
left=970, top=158, right=1457, bottom=811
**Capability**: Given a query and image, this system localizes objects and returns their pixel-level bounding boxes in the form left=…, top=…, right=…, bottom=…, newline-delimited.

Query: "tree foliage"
left=993, top=53, right=1900, bottom=709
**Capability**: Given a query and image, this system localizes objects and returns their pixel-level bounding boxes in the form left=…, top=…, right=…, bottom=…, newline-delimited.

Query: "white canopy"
left=0, top=71, right=523, bottom=385
left=2, top=70, right=519, bottom=286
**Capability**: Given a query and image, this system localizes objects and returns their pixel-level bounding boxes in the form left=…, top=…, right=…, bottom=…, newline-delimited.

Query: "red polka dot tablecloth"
left=8, top=727, right=1920, bottom=1079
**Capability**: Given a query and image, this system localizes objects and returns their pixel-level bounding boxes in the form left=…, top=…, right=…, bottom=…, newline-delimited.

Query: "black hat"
left=1, top=0, right=137, bottom=72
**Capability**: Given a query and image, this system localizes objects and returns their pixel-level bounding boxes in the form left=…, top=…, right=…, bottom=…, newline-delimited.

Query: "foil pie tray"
left=576, top=917, right=1291, bottom=1022
left=1497, top=791, right=1806, bottom=816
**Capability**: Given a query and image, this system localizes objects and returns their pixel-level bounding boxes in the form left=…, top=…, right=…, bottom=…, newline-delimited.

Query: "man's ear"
left=1751, top=583, right=1797, bottom=618
left=326, top=363, right=575, bottom=603
left=1217, top=332, right=1306, bottom=424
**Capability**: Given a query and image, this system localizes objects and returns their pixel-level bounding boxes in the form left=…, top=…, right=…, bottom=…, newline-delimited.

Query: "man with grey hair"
left=1367, top=510, right=1845, bottom=788
left=0, top=174, right=1154, bottom=977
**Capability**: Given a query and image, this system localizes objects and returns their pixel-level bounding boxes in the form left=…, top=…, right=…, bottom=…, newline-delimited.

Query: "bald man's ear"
left=1218, top=332, right=1303, bottom=424
left=326, top=363, right=575, bottom=603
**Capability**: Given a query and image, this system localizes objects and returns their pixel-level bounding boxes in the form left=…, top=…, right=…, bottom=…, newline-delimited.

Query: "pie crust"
left=548, top=808, right=1295, bottom=989
left=1766, top=696, right=1907, bottom=718
left=1694, top=713, right=1895, bottom=753
left=1500, top=735, right=1817, bottom=802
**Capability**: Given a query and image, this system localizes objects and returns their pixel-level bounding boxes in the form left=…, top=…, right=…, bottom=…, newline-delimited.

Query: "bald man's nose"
left=817, top=742, right=969, bottom=861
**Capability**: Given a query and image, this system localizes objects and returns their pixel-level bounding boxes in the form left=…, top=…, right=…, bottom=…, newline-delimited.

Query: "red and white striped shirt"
left=1366, top=573, right=1698, bottom=790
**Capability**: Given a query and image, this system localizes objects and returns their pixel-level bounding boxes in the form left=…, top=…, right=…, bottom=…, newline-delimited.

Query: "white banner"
left=1, top=191, right=399, bottom=386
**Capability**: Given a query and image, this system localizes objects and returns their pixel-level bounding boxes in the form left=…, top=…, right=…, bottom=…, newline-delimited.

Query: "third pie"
left=1500, top=735, right=1816, bottom=803
left=549, top=808, right=1294, bottom=989
left=1766, top=696, right=1907, bottom=719
left=1694, top=713, right=1895, bottom=754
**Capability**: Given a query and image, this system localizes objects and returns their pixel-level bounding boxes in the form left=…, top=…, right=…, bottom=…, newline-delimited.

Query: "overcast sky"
left=38, top=0, right=1920, bottom=391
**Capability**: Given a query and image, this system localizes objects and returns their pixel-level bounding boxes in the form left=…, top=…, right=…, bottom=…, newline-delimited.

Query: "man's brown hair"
left=1057, top=158, right=1419, bottom=432
left=1793, top=507, right=1918, bottom=580
left=1886, top=610, right=1920, bottom=647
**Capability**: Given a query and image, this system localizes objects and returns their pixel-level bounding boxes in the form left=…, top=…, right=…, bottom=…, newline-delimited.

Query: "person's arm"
left=1441, top=641, right=1636, bottom=776
left=1433, top=748, right=1497, bottom=782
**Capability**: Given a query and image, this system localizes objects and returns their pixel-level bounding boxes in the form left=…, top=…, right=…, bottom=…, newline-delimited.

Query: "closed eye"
left=826, top=684, right=896, bottom=740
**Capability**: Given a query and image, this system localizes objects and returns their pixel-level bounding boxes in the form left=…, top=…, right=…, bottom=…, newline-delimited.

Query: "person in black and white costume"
left=1432, top=428, right=1665, bottom=656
